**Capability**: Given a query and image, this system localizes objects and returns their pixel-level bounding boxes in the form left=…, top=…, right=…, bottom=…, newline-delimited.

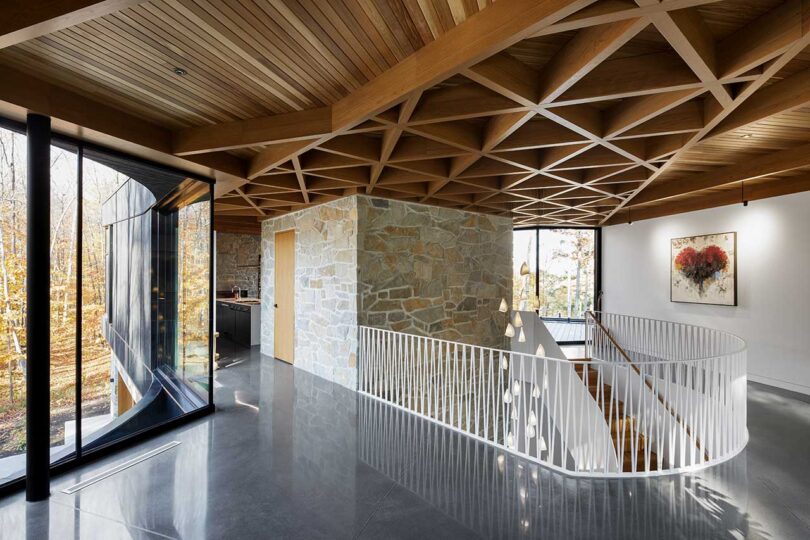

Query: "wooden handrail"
left=584, top=311, right=709, bottom=461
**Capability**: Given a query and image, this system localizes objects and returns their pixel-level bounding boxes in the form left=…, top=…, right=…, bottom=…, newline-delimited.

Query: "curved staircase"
left=573, top=364, right=658, bottom=472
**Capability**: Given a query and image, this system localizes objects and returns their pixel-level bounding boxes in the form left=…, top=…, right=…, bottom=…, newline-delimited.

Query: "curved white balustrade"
left=358, top=313, right=747, bottom=477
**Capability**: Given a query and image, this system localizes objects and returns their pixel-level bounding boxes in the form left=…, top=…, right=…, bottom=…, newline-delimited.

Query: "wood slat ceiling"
left=0, top=0, right=493, bottom=128
left=2, top=0, right=810, bottom=228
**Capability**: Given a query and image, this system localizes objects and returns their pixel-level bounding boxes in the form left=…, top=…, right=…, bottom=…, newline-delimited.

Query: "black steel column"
left=75, top=145, right=83, bottom=459
left=26, top=113, right=51, bottom=501
left=208, top=184, right=215, bottom=407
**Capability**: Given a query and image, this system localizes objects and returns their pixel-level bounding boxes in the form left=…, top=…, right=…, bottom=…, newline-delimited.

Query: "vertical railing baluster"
left=355, top=315, right=745, bottom=478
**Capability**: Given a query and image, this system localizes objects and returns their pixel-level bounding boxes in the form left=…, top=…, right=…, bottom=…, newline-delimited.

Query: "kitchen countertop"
left=216, top=297, right=261, bottom=306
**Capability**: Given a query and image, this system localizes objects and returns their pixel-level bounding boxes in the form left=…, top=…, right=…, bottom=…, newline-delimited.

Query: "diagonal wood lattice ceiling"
left=1, top=0, right=810, bottom=228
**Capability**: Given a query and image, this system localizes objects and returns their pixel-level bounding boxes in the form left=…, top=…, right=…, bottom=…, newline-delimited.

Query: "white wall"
left=603, top=191, right=810, bottom=395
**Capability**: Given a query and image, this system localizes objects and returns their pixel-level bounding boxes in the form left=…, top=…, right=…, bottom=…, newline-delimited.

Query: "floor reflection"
left=0, top=351, right=807, bottom=539
left=359, top=395, right=766, bottom=540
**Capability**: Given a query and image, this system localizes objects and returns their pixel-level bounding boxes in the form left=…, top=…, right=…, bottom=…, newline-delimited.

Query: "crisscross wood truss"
left=1, top=0, right=809, bottom=228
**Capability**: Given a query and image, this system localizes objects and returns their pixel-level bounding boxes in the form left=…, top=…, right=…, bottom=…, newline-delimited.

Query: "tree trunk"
left=0, top=225, right=22, bottom=404
left=566, top=269, right=571, bottom=319
left=62, top=205, right=78, bottom=323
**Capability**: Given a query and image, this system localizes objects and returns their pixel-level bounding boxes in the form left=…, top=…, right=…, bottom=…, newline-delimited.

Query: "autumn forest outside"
left=0, top=123, right=211, bottom=481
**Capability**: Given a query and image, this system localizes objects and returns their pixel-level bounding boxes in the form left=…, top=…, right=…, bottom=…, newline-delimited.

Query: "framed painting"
left=671, top=232, right=737, bottom=306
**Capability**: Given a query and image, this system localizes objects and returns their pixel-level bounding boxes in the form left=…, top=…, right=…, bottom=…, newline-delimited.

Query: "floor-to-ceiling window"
left=0, top=125, right=27, bottom=486
left=0, top=117, right=214, bottom=493
left=79, top=157, right=126, bottom=446
left=0, top=128, right=85, bottom=483
left=49, top=142, right=79, bottom=464
left=175, top=199, right=211, bottom=399
left=512, top=227, right=599, bottom=342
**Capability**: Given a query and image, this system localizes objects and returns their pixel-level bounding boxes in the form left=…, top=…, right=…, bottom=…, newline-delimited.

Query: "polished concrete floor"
left=1, top=345, right=809, bottom=539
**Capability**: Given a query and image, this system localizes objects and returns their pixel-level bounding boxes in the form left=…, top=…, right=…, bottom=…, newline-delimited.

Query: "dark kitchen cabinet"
left=234, top=308, right=251, bottom=347
left=217, top=301, right=255, bottom=347
left=217, top=301, right=235, bottom=337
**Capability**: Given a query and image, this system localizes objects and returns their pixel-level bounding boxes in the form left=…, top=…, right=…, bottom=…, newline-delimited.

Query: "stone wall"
left=261, top=198, right=358, bottom=389
left=216, top=232, right=261, bottom=297
left=357, top=197, right=512, bottom=349
left=260, top=195, right=513, bottom=390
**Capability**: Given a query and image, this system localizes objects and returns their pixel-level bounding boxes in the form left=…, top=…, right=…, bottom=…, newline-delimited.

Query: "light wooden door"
left=274, top=230, right=295, bottom=363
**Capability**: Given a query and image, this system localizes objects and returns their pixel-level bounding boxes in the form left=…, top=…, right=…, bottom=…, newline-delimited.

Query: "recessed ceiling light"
left=740, top=133, right=753, bottom=139
left=173, top=67, right=187, bottom=76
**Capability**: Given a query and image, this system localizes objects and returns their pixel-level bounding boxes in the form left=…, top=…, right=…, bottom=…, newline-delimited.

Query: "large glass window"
left=0, top=117, right=214, bottom=491
left=512, top=229, right=538, bottom=311
left=0, top=125, right=27, bottom=485
left=79, top=150, right=213, bottom=453
left=49, top=142, right=79, bottom=463
left=176, top=199, right=211, bottom=398
left=79, top=158, right=127, bottom=445
left=513, top=228, right=598, bottom=320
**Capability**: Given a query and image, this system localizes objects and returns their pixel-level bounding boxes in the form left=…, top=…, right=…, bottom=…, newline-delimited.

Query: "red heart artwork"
left=674, top=245, right=729, bottom=293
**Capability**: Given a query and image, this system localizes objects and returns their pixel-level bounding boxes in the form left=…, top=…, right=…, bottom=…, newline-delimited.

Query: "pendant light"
left=519, top=261, right=530, bottom=275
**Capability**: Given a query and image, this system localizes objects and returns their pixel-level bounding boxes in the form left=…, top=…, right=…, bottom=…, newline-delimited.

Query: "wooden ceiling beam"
left=233, top=188, right=265, bottom=216
left=330, top=0, right=596, bottom=132
left=463, top=53, right=541, bottom=106
left=708, top=67, right=810, bottom=138
left=600, top=10, right=810, bottom=224
left=173, top=107, right=331, bottom=155
left=716, top=0, right=807, bottom=78
left=303, top=166, right=370, bottom=186
left=291, top=156, right=309, bottom=204
left=319, top=133, right=381, bottom=162
left=539, top=18, right=648, bottom=103
left=534, top=0, right=725, bottom=36
left=369, top=91, right=421, bottom=194
left=538, top=106, right=657, bottom=172
left=494, top=119, right=587, bottom=151
left=556, top=51, right=699, bottom=105
left=298, top=150, right=368, bottom=171
left=631, top=141, right=810, bottom=204
left=388, top=136, right=466, bottom=162
left=605, top=171, right=810, bottom=224
left=616, top=100, right=704, bottom=138
left=249, top=0, right=596, bottom=181
left=603, top=88, right=704, bottom=138
left=646, top=4, right=732, bottom=107
left=249, top=139, right=317, bottom=179
left=0, top=0, right=143, bottom=49
left=409, top=84, right=523, bottom=124
left=482, top=111, right=537, bottom=152
left=376, top=168, right=432, bottom=186
left=645, top=133, right=691, bottom=161
left=452, top=16, right=646, bottom=203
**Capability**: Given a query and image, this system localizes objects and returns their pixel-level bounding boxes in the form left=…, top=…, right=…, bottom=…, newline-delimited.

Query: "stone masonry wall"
left=260, top=195, right=513, bottom=390
left=216, top=232, right=261, bottom=297
left=357, top=197, right=512, bottom=349
left=261, top=197, right=358, bottom=389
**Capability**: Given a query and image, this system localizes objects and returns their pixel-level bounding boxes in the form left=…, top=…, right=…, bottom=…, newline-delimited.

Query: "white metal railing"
left=358, top=317, right=747, bottom=477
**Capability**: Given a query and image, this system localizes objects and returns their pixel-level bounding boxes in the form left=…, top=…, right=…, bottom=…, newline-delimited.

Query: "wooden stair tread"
left=573, top=363, right=659, bottom=472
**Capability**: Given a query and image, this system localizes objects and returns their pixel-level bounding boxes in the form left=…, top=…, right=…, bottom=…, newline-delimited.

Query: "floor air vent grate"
left=61, top=441, right=181, bottom=494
